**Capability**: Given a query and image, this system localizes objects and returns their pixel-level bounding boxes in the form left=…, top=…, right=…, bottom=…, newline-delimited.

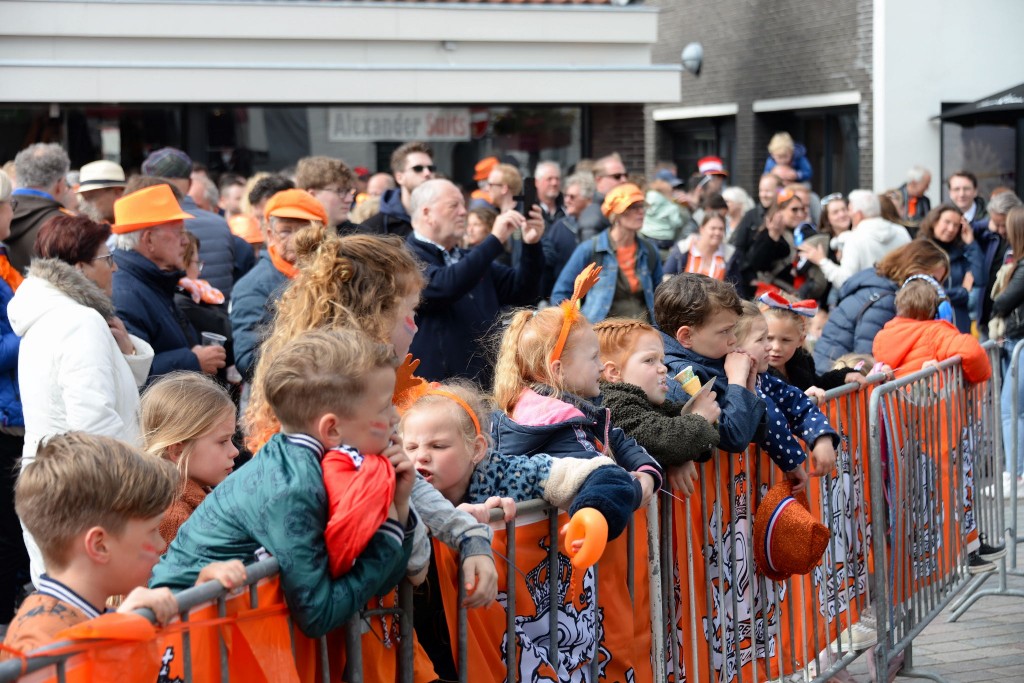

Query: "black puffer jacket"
left=992, top=261, right=1024, bottom=340
left=768, top=347, right=852, bottom=392
left=599, top=381, right=719, bottom=466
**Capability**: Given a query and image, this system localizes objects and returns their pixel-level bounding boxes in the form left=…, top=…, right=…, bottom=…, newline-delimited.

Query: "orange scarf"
left=0, top=254, right=23, bottom=292
left=177, top=277, right=225, bottom=305
left=268, top=245, right=299, bottom=280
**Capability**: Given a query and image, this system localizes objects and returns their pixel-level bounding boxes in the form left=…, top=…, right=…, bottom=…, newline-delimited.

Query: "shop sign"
left=328, top=107, right=471, bottom=141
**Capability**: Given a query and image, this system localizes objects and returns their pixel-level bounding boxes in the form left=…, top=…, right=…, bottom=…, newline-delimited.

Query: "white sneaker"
left=830, top=618, right=877, bottom=653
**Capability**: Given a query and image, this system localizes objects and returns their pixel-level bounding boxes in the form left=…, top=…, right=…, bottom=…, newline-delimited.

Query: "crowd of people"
left=0, top=134, right=1019, bottom=679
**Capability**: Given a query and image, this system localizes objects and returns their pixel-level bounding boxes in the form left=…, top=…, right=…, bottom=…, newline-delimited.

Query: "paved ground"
left=843, top=498, right=1024, bottom=682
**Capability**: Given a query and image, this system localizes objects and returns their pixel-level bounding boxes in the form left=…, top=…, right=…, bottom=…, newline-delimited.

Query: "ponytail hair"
left=492, top=307, right=591, bottom=414
left=244, top=230, right=425, bottom=450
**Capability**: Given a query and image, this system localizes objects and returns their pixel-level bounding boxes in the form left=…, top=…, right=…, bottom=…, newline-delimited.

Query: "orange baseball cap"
left=601, top=183, right=645, bottom=218
left=474, top=156, right=499, bottom=182
left=111, top=185, right=194, bottom=234
left=264, top=189, right=328, bottom=225
left=229, top=215, right=264, bottom=244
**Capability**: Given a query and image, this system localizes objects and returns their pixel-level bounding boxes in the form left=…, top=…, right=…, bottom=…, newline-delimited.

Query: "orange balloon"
left=563, top=507, right=608, bottom=570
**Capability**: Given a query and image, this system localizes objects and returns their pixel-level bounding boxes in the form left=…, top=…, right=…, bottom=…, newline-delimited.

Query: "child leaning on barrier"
left=653, top=273, right=767, bottom=453
left=242, top=228, right=499, bottom=607
left=403, top=381, right=641, bottom=539
left=871, top=275, right=991, bottom=383
left=757, top=292, right=868, bottom=400
left=151, top=329, right=422, bottom=639
left=140, top=372, right=238, bottom=546
left=734, top=301, right=840, bottom=489
left=594, top=318, right=721, bottom=496
left=490, top=266, right=664, bottom=503
left=2, top=433, right=244, bottom=658
left=403, top=381, right=640, bottom=681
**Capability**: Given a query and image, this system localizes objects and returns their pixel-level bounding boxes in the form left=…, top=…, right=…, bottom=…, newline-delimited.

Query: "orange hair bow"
left=550, top=263, right=602, bottom=363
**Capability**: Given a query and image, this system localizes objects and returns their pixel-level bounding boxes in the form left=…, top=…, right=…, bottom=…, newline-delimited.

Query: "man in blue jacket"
left=406, top=179, right=544, bottom=383
left=141, top=148, right=239, bottom=300
left=111, top=185, right=226, bottom=381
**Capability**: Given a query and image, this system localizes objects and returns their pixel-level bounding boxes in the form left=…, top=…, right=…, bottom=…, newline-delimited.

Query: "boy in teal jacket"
left=151, top=329, right=419, bottom=638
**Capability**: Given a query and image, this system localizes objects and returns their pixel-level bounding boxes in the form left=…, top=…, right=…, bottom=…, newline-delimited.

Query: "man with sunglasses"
left=578, top=152, right=629, bottom=242
left=360, top=141, right=436, bottom=238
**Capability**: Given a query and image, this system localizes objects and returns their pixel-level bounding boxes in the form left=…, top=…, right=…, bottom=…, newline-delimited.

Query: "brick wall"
left=646, top=0, right=874, bottom=193
left=589, top=104, right=646, bottom=174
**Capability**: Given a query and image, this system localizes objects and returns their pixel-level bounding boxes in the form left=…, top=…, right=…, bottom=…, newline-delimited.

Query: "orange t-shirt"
left=616, top=241, right=640, bottom=292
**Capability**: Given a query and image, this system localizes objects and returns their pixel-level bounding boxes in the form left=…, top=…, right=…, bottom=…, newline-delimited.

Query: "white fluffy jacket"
left=7, top=259, right=154, bottom=583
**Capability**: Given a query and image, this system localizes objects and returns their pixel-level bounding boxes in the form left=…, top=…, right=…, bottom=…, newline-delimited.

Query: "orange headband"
left=426, top=388, right=481, bottom=437
left=550, top=263, right=602, bottom=363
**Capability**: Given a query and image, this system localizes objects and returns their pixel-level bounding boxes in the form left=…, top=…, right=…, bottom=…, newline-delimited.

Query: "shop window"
left=658, top=117, right=735, bottom=180
left=941, top=118, right=1016, bottom=201
left=758, top=108, right=858, bottom=196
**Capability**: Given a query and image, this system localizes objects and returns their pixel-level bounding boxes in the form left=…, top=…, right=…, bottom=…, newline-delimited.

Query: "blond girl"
left=141, top=371, right=238, bottom=545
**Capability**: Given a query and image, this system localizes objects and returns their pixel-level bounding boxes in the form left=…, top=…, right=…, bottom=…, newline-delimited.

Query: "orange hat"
left=753, top=481, right=830, bottom=582
left=601, top=183, right=645, bottom=218
left=111, top=185, right=194, bottom=234
left=264, top=189, right=328, bottom=225
left=229, top=214, right=263, bottom=244
left=474, top=156, right=499, bottom=182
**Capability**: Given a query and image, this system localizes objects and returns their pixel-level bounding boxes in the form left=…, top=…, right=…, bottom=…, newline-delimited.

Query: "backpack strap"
left=854, top=291, right=895, bottom=325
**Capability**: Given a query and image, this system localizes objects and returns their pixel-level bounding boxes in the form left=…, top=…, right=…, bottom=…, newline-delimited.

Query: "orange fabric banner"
left=431, top=506, right=653, bottom=682
left=663, top=389, right=873, bottom=683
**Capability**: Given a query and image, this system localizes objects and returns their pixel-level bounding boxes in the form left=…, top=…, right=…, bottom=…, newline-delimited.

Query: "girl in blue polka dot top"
left=735, top=301, right=839, bottom=491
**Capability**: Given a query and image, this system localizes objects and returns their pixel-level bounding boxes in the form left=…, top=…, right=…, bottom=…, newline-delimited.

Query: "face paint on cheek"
left=370, top=421, right=390, bottom=433
left=142, top=541, right=161, bottom=555
left=403, top=316, right=416, bottom=335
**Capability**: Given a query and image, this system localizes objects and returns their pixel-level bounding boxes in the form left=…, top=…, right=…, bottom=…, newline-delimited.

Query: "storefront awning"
left=938, top=82, right=1024, bottom=124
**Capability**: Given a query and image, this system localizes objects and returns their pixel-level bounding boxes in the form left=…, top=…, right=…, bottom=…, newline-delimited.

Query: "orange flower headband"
left=550, top=263, right=602, bottom=364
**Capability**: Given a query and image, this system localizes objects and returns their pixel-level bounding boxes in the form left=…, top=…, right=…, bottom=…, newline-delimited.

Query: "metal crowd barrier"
left=656, top=375, right=885, bottom=683
left=947, top=340, right=1024, bottom=621
left=867, top=348, right=1009, bottom=682
left=0, top=361, right=1009, bottom=683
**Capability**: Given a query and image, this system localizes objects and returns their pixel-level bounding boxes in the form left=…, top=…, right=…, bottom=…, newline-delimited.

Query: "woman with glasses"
left=733, top=187, right=826, bottom=300
left=7, top=212, right=155, bottom=584
left=0, top=169, right=30, bottom=624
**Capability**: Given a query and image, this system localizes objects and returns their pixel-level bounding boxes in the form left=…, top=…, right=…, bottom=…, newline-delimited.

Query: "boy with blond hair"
left=151, top=329, right=420, bottom=638
left=3, top=433, right=184, bottom=656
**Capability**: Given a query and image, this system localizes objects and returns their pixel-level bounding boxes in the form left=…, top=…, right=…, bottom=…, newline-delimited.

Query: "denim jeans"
left=1000, top=339, right=1024, bottom=477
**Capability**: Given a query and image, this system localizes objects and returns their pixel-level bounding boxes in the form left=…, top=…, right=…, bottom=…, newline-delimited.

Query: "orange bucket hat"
left=753, top=480, right=830, bottom=582
left=601, top=183, right=645, bottom=218
left=229, top=214, right=264, bottom=244
left=112, top=185, right=194, bottom=234
left=264, top=189, right=328, bottom=225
